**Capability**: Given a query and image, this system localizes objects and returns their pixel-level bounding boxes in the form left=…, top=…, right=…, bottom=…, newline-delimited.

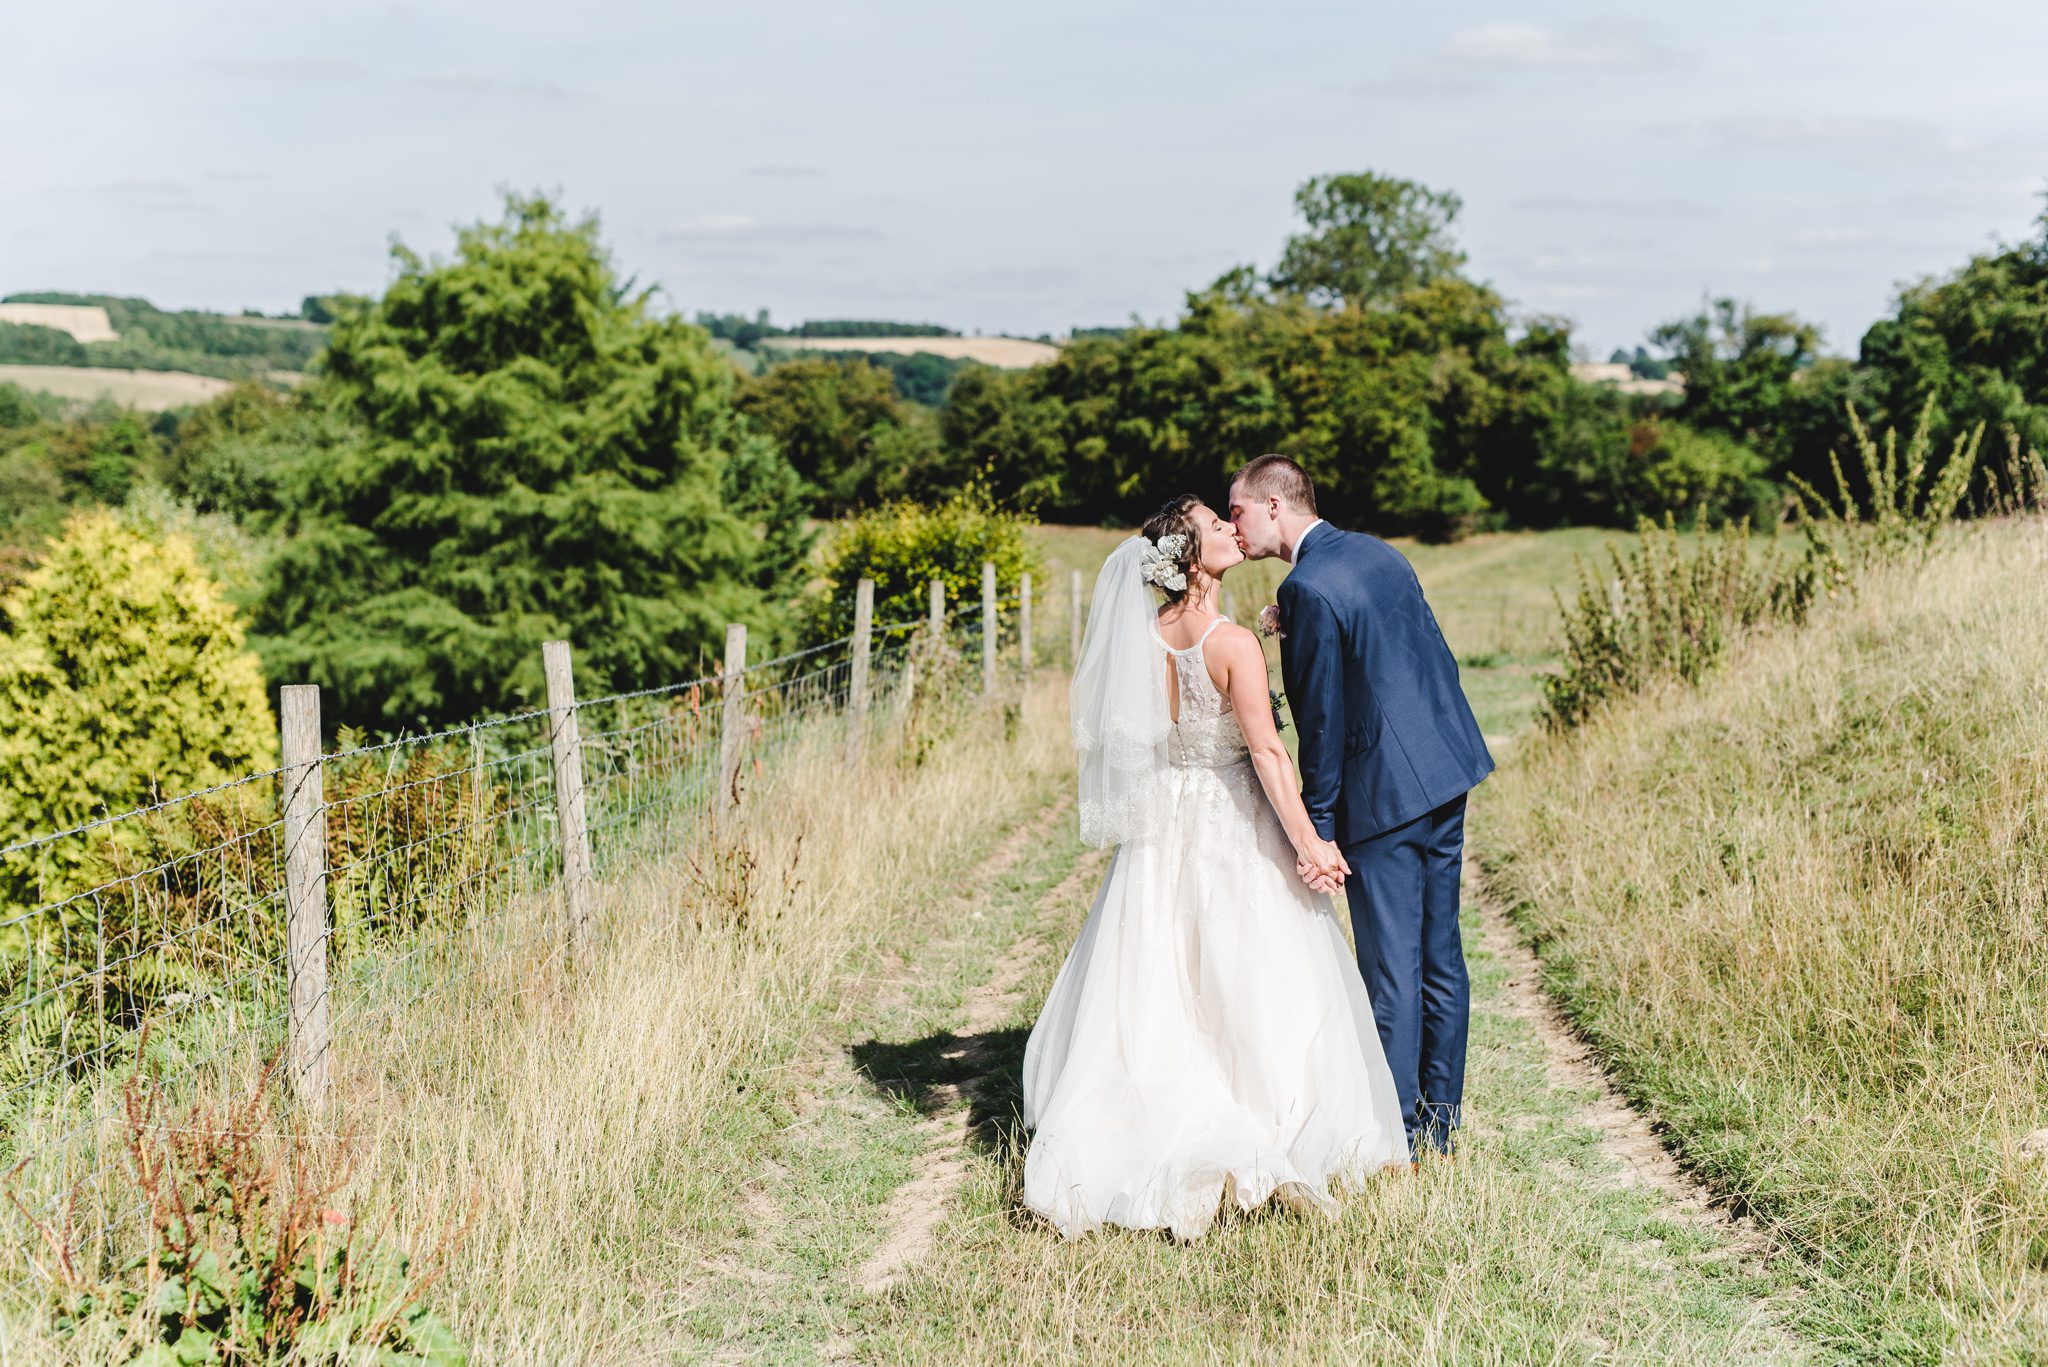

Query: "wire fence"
left=0, top=565, right=1084, bottom=1302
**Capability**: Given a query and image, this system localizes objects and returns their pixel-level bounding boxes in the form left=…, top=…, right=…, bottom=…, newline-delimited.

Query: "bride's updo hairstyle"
left=1140, top=493, right=1203, bottom=606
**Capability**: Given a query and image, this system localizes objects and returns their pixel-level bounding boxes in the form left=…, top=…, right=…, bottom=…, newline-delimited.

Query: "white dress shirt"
left=1284, top=518, right=1327, bottom=565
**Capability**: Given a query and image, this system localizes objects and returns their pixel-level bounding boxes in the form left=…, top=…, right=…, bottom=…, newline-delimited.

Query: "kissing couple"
left=1020, top=454, right=1494, bottom=1240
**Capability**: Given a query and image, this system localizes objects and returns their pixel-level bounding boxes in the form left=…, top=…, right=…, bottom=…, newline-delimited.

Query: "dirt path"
left=692, top=791, right=1089, bottom=1360
left=852, top=844, right=1107, bottom=1294
left=1470, top=859, right=1802, bottom=1351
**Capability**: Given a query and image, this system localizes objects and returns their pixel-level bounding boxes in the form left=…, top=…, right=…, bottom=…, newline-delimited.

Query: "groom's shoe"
left=1415, top=1101, right=1461, bottom=1160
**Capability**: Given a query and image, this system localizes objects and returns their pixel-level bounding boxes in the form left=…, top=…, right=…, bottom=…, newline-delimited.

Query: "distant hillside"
left=0, top=292, right=328, bottom=382
left=0, top=303, right=119, bottom=343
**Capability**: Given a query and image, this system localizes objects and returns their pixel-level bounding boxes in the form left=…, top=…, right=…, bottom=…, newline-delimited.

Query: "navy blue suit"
left=1276, top=522, right=1493, bottom=1154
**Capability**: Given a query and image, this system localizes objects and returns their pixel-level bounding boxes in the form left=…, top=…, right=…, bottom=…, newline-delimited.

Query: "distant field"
left=760, top=336, right=1059, bottom=368
left=0, top=364, right=235, bottom=410
left=0, top=303, right=118, bottom=343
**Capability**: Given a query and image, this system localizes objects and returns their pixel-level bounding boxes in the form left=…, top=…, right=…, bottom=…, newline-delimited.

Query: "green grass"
left=688, top=823, right=1807, bottom=1363
left=1478, top=520, right=2048, bottom=1361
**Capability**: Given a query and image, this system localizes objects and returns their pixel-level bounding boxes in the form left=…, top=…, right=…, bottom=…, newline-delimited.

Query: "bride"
left=1021, top=494, right=1411, bottom=1240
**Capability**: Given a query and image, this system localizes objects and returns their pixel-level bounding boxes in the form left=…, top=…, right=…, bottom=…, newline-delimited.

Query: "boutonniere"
left=1257, top=604, right=1284, bottom=639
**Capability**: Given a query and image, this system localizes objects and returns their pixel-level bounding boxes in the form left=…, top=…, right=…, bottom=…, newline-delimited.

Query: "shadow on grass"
left=848, top=1026, right=1031, bottom=1164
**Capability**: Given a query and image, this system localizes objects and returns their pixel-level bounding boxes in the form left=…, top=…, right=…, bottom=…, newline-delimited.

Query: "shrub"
left=0, top=511, right=276, bottom=904
left=1539, top=516, right=1815, bottom=730
left=809, top=491, right=1045, bottom=645
left=19, top=1058, right=465, bottom=1363
left=1789, top=397, right=1980, bottom=564
left=1622, top=420, right=1774, bottom=525
left=1539, top=402, right=1997, bottom=731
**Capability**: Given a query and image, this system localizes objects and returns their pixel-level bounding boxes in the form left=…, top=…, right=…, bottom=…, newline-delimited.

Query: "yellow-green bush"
left=0, top=509, right=276, bottom=904
left=809, top=489, right=1045, bottom=644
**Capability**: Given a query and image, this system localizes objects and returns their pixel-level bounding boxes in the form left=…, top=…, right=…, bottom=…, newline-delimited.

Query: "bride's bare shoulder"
left=1205, top=621, right=1262, bottom=660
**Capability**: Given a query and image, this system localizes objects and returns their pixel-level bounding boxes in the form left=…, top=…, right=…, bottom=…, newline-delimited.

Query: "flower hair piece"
left=1138, top=533, right=1189, bottom=592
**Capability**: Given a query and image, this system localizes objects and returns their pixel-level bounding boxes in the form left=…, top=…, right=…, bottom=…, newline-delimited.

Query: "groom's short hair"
left=1231, top=454, right=1317, bottom=515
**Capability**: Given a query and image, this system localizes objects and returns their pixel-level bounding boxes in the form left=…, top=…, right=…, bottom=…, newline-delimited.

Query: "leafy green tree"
left=162, top=383, right=319, bottom=519
left=1268, top=172, right=1466, bottom=309
left=252, top=192, right=809, bottom=728
left=1620, top=420, right=1773, bottom=523
left=0, top=511, right=276, bottom=900
left=1651, top=298, right=1820, bottom=459
left=736, top=357, right=937, bottom=512
left=720, top=429, right=815, bottom=595
left=0, top=322, right=88, bottom=366
left=1857, top=208, right=2048, bottom=473
left=862, top=350, right=971, bottom=406
left=0, top=381, right=64, bottom=429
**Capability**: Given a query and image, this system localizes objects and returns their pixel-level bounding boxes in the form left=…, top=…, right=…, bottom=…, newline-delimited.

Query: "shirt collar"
left=1286, top=518, right=1327, bottom=565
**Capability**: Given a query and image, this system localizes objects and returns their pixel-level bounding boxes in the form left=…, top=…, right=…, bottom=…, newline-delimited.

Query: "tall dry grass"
left=1481, top=517, right=2048, bottom=1361
left=3, top=675, right=1072, bottom=1362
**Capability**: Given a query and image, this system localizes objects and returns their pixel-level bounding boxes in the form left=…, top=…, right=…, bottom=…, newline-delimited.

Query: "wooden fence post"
left=981, top=561, right=997, bottom=696
left=279, top=685, right=330, bottom=1109
left=719, top=624, right=748, bottom=818
left=1019, top=573, right=1033, bottom=674
left=848, top=579, right=874, bottom=759
left=542, top=641, right=594, bottom=963
left=1070, top=569, right=1083, bottom=666
left=928, top=578, right=944, bottom=640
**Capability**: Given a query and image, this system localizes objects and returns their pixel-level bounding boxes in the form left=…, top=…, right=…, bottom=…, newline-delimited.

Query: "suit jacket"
left=1277, top=523, right=1494, bottom=846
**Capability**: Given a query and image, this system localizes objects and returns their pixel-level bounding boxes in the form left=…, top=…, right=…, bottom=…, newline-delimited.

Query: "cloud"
left=1362, top=20, right=1676, bottom=96
left=81, top=179, right=193, bottom=198
left=1514, top=194, right=1719, bottom=220
left=669, top=213, right=758, bottom=235
left=208, top=58, right=579, bottom=100
left=658, top=214, right=882, bottom=245
left=412, top=72, right=582, bottom=101
left=1707, top=116, right=1985, bottom=169
left=743, top=164, right=827, bottom=179
left=1522, top=283, right=1617, bottom=302
left=210, top=57, right=369, bottom=84
left=1442, top=22, right=1670, bottom=70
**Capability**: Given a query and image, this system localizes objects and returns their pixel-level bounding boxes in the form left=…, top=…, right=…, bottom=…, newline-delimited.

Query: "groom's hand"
left=1296, top=838, right=1351, bottom=895
left=1297, top=858, right=1342, bottom=895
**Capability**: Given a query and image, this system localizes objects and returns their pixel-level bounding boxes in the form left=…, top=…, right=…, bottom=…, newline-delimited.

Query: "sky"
left=5, top=1, right=2045, bottom=358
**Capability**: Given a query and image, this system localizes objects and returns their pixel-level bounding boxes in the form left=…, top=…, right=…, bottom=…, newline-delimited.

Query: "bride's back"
left=1154, top=607, right=1239, bottom=729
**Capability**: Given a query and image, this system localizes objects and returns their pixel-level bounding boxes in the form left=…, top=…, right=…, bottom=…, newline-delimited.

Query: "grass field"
left=1479, top=518, right=2048, bottom=1361
left=7, top=520, right=1850, bottom=1363
left=0, top=363, right=235, bottom=411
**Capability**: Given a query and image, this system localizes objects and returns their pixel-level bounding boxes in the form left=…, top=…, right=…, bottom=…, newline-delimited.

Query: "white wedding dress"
left=1022, top=614, right=1410, bottom=1241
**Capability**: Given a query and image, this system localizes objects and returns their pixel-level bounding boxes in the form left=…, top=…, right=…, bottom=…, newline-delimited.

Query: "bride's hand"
left=1296, top=837, right=1350, bottom=893
left=1296, top=856, right=1344, bottom=896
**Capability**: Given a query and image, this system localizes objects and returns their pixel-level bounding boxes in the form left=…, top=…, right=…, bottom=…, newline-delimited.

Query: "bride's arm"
left=1208, top=627, right=1347, bottom=874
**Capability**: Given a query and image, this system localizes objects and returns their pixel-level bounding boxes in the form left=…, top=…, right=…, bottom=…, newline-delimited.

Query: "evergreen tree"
left=0, top=511, right=275, bottom=901
left=254, top=193, right=808, bottom=728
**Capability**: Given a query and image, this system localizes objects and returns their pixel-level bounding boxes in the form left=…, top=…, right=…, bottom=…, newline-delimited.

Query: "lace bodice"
left=1159, top=618, right=1251, bottom=770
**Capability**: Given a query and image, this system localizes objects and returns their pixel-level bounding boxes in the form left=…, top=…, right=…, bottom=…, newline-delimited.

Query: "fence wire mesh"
left=1, top=575, right=1060, bottom=1304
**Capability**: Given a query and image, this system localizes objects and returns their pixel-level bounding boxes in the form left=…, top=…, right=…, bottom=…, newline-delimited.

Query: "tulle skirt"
left=1022, top=760, right=1410, bottom=1240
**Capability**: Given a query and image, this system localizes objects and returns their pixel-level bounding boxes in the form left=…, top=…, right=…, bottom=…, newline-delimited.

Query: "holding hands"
left=1295, top=836, right=1350, bottom=896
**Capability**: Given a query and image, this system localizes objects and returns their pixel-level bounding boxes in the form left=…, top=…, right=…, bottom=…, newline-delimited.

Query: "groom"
left=1227, top=455, right=1494, bottom=1159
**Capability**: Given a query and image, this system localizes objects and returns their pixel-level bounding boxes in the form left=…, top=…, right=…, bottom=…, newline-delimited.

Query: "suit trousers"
left=1341, top=793, right=1469, bottom=1155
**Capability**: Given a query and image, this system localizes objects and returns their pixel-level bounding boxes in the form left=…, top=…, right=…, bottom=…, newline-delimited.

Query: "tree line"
left=5, top=175, right=2044, bottom=738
